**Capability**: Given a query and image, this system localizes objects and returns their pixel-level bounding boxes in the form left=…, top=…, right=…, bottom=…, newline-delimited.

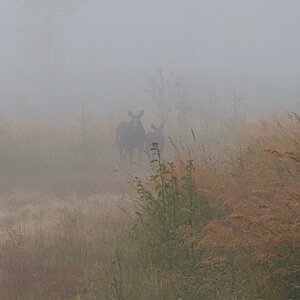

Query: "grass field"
left=0, top=112, right=299, bottom=299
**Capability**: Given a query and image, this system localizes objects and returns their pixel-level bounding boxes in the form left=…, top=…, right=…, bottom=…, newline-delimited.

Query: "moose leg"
left=138, top=145, right=143, bottom=168
left=119, top=147, right=124, bottom=165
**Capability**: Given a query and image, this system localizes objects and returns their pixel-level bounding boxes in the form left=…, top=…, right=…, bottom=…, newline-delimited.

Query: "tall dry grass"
left=0, top=192, right=130, bottom=299
left=0, top=111, right=299, bottom=299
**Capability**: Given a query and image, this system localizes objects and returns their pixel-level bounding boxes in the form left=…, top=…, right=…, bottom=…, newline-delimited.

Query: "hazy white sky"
left=0, top=0, right=300, bottom=119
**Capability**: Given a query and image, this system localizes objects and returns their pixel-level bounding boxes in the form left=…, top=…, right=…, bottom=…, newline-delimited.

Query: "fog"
left=1, top=3, right=300, bottom=298
left=1, top=0, right=300, bottom=120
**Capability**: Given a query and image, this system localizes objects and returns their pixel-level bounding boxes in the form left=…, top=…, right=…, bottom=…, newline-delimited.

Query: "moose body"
left=145, top=124, right=165, bottom=159
left=116, top=110, right=145, bottom=166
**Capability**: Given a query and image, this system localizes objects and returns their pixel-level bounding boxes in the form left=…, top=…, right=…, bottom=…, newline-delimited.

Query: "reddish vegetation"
left=190, top=113, right=300, bottom=298
left=126, top=113, right=299, bottom=299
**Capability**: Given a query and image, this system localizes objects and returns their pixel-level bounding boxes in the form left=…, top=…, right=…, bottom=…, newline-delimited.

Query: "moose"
left=145, top=124, right=165, bottom=160
left=116, top=110, right=145, bottom=167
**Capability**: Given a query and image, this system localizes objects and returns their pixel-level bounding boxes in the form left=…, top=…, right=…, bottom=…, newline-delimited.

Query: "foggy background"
left=1, top=0, right=300, bottom=122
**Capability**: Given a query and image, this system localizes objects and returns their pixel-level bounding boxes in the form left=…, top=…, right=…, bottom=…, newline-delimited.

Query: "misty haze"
left=0, top=1, right=299, bottom=299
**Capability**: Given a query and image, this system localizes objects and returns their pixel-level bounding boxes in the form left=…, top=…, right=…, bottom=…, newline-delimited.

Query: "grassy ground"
left=0, top=112, right=298, bottom=299
left=0, top=192, right=130, bottom=299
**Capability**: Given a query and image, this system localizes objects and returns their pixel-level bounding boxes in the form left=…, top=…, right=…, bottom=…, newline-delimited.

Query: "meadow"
left=0, top=111, right=298, bottom=299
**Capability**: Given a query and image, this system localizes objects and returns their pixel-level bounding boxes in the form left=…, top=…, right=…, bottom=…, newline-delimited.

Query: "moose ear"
left=128, top=111, right=133, bottom=118
left=138, top=110, right=144, bottom=117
